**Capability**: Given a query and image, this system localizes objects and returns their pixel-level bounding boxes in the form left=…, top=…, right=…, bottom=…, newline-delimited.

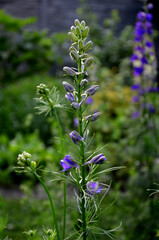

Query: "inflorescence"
left=131, top=2, right=158, bottom=119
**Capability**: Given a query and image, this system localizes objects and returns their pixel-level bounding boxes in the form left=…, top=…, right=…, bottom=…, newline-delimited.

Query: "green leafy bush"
left=0, top=10, right=62, bottom=85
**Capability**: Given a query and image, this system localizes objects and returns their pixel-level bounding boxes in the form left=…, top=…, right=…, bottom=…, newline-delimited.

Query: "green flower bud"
left=84, top=57, right=94, bottom=67
left=74, top=19, right=80, bottom=27
left=83, top=41, right=93, bottom=52
left=70, top=26, right=76, bottom=34
left=30, top=161, right=36, bottom=170
left=75, top=26, right=81, bottom=37
left=78, top=39, right=84, bottom=51
left=69, top=46, right=77, bottom=52
left=37, top=83, right=49, bottom=96
left=70, top=50, right=79, bottom=61
left=82, top=26, right=89, bottom=38
left=80, top=20, right=86, bottom=30
left=68, top=32, right=78, bottom=42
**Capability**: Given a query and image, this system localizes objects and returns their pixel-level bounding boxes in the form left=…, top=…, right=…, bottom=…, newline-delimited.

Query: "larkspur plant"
left=131, top=2, right=158, bottom=120
left=16, top=19, right=122, bottom=240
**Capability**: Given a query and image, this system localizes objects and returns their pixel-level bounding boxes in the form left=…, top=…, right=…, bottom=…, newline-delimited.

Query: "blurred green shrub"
left=0, top=10, right=67, bottom=85
left=0, top=75, right=58, bottom=141
left=0, top=132, right=58, bottom=186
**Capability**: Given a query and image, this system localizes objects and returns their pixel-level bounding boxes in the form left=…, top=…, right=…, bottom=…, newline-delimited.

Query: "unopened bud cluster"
left=37, top=83, right=49, bottom=99
left=17, top=151, right=36, bottom=172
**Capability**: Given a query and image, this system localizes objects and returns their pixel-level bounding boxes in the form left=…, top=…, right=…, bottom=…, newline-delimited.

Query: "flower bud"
left=30, top=161, right=36, bottom=170
left=70, top=130, right=84, bottom=144
left=80, top=79, right=88, bottom=87
left=63, top=81, right=75, bottom=92
left=78, top=39, right=84, bottom=51
left=69, top=46, right=77, bottom=52
left=71, top=102, right=80, bottom=110
left=37, top=83, right=49, bottom=96
left=80, top=20, right=86, bottom=30
left=70, top=50, right=79, bottom=61
left=70, top=26, right=76, bottom=34
left=83, top=41, right=93, bottom=52
left=84, top=57, right=94, bottom=67
left=74, top=19, right=81, bottom=27
left=84, top=112, right=101, bottom=122
left=83, top=153, right=106, bottom=166
left=82, top=26, right=89, bottom=38
left=68, top=32, right=78, bottom=42
left=85, top=85, right=99, bottom=96
left=63, top=66, right=76, bottom=76
left=75, top=26, right=81, bottom=37
left=65, top=92, right=75, bottom=103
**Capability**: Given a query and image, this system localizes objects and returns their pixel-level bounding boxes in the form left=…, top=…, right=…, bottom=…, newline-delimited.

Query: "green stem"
left=78, top=58, right=87, bottom=240
left=54, top=110, right=66, bottom=240
left=34, top=172, right=60, bottom=240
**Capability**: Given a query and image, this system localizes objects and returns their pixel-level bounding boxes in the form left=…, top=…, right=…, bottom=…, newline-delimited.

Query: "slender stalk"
left=78, top=57, right=87, bottom=240
left=34, top=172, right=60, bottom=240
left=53, top=109, right=66, bottom=240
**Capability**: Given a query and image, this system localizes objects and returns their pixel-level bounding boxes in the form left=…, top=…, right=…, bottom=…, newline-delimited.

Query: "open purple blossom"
left=131, top=111, right=140, bottom=119
left=70, top=130, right=84, bottom=144
left=61, top=155, right=79, bottom=171
left=85, top=96, right=94, bottom=105
left=83, top=153, right=106, bottom=165
left=87, top=181, right=102, bottom=195
left=74, top=118, right=79, bottom=127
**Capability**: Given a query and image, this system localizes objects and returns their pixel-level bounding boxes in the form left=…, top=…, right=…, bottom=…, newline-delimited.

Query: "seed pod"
left=78, top=39, right=84, bottom=51
left=63, top=66, right=76, bottom=76
left=70, top=26, right=76, bottom=34
left=84, top=57, right=94, bottom=67
left=74, top=19, right=81, bottom=27
left=70, top=50, right=79, bottom=61
left=80, top=20, right=86, bottom=30
left=75, top=26, right=81, bottom=37
left=68, top=32, right=78, bottom=42
left=83, top=41, right=93, bottom=52
left=82, top=26, right=89, bottom=38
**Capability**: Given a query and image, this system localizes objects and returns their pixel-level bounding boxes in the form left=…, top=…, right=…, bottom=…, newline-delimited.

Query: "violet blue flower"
left=87, top=181, right=102, bottom=195
left=131, top=84, right=140, bottom=90
left=70, top=130, right=84, bottom=144
left=74, top=118, right=79, bottom=127
left=61, top=155, right=79, bottom=171
left=83, top=153, right=106, bottom=165
left=85, top=97, right=93, bottom=105
left=132, top=96, right=139, bottom=103
left=131, top=111, right=140, bottom=119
